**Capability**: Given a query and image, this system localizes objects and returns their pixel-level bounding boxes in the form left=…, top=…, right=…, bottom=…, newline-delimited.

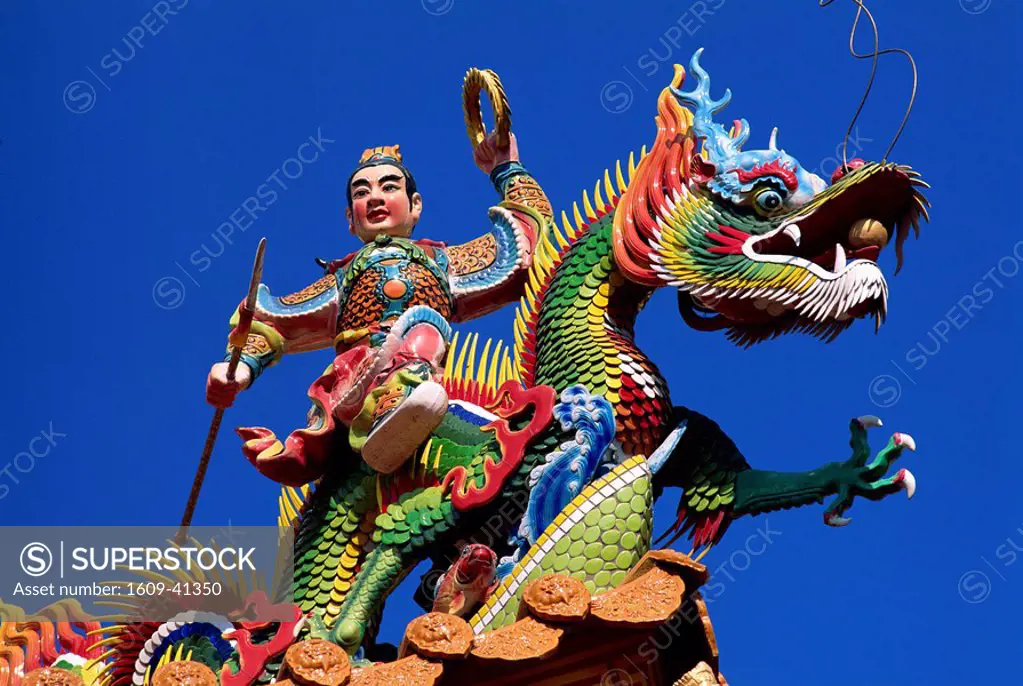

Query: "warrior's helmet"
left=345, top=144, right=418, bottom=208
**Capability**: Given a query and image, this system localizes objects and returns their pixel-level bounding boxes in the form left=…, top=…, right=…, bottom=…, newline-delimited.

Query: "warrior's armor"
left=335, top=237, right=454, bottom=343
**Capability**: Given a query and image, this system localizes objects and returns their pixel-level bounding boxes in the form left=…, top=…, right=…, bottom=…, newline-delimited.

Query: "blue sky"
left=2, top=0, right=1020, bottom=682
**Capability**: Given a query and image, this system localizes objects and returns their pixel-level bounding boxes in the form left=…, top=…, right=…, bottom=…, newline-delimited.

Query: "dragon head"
left=452, top=543, right=498, bottom=587
left=613, top=49, right=930, bottom=345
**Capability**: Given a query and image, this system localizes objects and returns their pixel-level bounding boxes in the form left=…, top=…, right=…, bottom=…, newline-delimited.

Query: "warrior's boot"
left=350, top=309, right=450, bottom=473
left=359, top=371, right=448, bottom=473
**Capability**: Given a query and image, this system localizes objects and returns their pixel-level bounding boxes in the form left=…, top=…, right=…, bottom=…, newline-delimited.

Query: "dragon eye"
left=753, top=188, right=784, bottom=216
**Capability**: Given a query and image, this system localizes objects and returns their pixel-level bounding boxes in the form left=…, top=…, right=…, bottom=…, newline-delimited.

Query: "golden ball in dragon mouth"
left=848, top=218, right=889, bottom=250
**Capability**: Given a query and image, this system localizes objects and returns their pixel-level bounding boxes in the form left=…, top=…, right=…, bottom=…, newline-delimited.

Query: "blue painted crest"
left=672, top=49, right=826, bottom=211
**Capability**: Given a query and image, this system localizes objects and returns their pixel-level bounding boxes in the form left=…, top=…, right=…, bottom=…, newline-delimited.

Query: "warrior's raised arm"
left=447, top=131, right=552, bottom=321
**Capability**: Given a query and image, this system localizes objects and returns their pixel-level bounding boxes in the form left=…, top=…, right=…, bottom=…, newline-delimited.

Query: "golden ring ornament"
left=462, top=67, right=511, bottom=150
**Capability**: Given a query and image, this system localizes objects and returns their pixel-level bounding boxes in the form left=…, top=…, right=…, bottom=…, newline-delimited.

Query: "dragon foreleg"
left=655, top=409, right=919, bottom=550
left=732, top=417, right=918, bottom=527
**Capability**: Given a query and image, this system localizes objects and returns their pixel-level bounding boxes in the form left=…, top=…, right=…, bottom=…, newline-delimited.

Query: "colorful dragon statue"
left=276, top=49, right=929, bottom=657
left=0, top=49, right=930, bottom=684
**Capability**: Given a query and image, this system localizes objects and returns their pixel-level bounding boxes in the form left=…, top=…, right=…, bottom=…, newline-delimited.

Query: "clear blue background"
left=2, top=1, right=1020, bottom=682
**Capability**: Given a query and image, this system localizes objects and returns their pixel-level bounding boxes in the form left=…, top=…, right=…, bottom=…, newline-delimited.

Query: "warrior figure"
left=205, top=135, right=551, bottom=481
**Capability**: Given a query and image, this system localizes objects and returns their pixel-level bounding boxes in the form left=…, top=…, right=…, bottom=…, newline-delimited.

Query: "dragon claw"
left=826, top=418, right=920, bottom=528
left=864, top=431, right=915, bottom=473
left=305, top=612, right=332, bottom=642
left=897, top=468, right=916, bottom=499
left=894, top=432, right=917, bottom=452
left=824, top=511, right=853, bottom=527
left=855, top=415, right=883, bottom=429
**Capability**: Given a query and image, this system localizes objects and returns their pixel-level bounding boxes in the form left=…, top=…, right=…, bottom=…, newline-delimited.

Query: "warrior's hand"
left=206, top=362, right=252, bottom=409
left=474, top=131, right=519, bottom=175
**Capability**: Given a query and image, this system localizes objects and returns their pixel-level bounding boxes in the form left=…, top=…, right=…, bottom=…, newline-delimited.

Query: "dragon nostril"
left=831, top=158, right=866, bottom=185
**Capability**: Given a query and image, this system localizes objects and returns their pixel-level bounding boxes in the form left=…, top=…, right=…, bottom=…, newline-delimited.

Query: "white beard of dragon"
left=739, top=223, right=889, bottom=330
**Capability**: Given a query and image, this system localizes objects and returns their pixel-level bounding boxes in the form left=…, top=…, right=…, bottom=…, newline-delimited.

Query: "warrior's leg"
left=350, top=306, right=452, bottom=473
left=237, top=343, right=384, bottom=485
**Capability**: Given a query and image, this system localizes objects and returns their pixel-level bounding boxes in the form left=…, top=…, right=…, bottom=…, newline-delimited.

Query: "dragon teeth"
left=782, top=224, right=801, bottom=246
left=834, top=243, right=847, bottom=273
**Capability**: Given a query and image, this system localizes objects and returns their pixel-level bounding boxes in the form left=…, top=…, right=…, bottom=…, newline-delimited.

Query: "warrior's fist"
left=206, top=362, right=252, bottom=409
left=474, top=131, right=519, bottom=175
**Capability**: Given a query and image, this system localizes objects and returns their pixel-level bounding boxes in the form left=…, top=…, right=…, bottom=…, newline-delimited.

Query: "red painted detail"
left=446, top=373, right=501, bottom=408
left=706, top=238, right=741, bottom=254
left=691, top=509, right=729, bottom=549
left=443, top=381, right=556, bottom=511
left=222, top=603, right=304, bottom=686
left=830, top=158, right=866, bottom=185
left=731, top=160, right=798, bottom=191
left=716, top=224, right=752, bottom=242
left=237, top=345, right=381, bottom=486
left=690, top=152, right=717, bottom=183
left=706, top=224, right=750, bottom=255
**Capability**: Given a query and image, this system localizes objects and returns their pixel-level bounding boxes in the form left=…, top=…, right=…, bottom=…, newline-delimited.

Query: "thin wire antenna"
left=819, top=0, right=918, bottom=163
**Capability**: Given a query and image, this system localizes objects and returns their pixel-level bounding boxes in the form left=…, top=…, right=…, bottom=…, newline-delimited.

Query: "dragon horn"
left=671, top=48, right=747, bottom=164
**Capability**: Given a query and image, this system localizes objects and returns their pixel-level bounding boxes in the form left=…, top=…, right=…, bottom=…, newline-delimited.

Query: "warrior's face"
left=347, top=164, right=423, bottom=242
